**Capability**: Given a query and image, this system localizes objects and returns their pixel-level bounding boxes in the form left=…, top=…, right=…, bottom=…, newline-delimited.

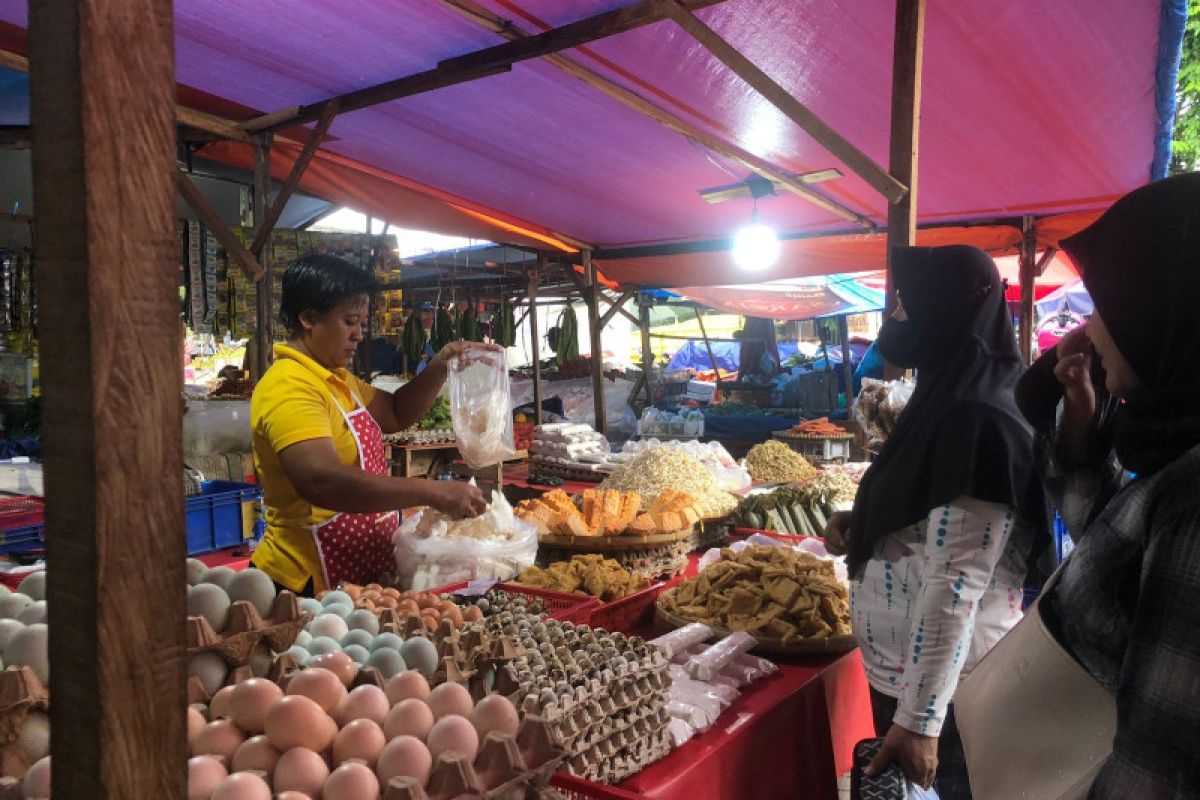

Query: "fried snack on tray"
left=516, top=489, right=643, bottom=536
left=516, top=554, right=651, bottom=602
left=660, top=545, right=852, bottom=644
left=599, top=446, right=739, bottom=518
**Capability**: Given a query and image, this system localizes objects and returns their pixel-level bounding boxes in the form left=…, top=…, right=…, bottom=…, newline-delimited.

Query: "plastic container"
left=0, top=496, right=44, bottom=533
left=586, top=583, right=669, bottom=633
left=432, top=580, right=598, bottom=624
left=185, top=480, right=263, bottom=556
left=0, top=524, right=43, bottom=555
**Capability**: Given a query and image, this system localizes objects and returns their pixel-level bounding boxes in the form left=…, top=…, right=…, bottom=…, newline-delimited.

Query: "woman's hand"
left=867, top=723, right=938, bottom=789
left=429, top=340, right=503, bottom=372
left=823, top=510, right=852, bottom=556
left=425, top=480, right=487, bottom=520
left=1053, top=326, right=1096, bottom=462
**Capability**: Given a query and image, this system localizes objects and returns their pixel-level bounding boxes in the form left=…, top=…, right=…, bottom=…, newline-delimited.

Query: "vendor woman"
left=250, top=254, right=490, bottom=595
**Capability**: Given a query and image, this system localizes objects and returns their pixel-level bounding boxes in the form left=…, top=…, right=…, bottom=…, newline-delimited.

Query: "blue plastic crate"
left=0, top=524, right=44, bottom=555
left=185, top=480, right=263, bottom=556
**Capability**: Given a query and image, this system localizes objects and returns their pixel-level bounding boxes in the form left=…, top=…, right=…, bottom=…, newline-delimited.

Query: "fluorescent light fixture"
left=732, top=210, right=779, bottom=271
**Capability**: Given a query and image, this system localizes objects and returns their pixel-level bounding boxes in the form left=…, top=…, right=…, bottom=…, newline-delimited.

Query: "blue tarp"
left=667, top=340, right=801, bottom=373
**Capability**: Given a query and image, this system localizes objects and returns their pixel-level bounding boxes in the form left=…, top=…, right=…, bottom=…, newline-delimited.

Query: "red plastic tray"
left=430, top=580, right=598, bottom=624
left=731, top=527, right=818, bottom=545
left=0, top=496, right=44, bottom=532
left=551, top=774, right=642, bottom=799
left=586, top=583, right=669, bottom=633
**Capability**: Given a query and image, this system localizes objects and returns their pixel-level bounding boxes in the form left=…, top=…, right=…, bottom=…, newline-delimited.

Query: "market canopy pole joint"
left=175, top=169, right=266, bottom=282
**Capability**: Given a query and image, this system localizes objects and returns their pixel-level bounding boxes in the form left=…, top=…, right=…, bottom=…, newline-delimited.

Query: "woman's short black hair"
left=280, top=254, right=379, bottom=335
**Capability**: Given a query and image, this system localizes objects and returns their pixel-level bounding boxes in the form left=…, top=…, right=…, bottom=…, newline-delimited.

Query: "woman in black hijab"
left=1010, top=173, right=1200, bottom=796
left=825, top=245, right=1045, bottom=797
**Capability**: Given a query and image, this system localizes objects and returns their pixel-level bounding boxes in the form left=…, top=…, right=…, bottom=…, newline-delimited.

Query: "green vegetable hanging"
left=556, top=306, right=579, bottom=365
left=431, top=305, right=455, bottom=352
left=401, top=308, right=427, bottom=365
left=494, top=298, right=517, bottom=347
left=458, top=302, right=481, bottom=342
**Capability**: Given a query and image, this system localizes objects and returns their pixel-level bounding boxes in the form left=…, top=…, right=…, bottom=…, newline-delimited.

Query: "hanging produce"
left=431, top=305, right=455, bottom=352
left=458, top=302, right=482, bottom=342
left=494, top=298, right=517, bottom=347
left=555, top=306, right=579, bottom=365
left=402, top=308, right=427, bottom=365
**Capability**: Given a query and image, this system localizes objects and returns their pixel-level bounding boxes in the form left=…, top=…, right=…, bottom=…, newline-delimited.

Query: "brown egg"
left=461, top=606, right=484, bottom=623
left=286, top=667, right=346, bottom=713
left=398, top=590, right=414, bottom=600
left=274, top=793, right=312, bottom=800
left=273, top=747, right=329, bottom=798
left=332, top=718, right=386, bottom=767
left=230, top=678, right=283, bottom=735
left=323, top=761, right=380, bottom=799
left=440, top=605, right=464, bottom=629
left=435, top=599, right=458, bottom=616
left=396, top=599, right=420, bottom=616
left=212, top=772, right=271, bottom=800
left=188, top=755, right=227, bottom=800
left=208, top=685, right=236, bottom=720
left=384, top=671, right=431, bottom=706
left=469, top=695, right=520, bottom=739
left=360, top=599, right=377, bottom=613
left=427, top=683, right=473, bottom=720
left=419, top=614, right=439, bottom=632
left=366, top=583, right=383, bottom=592
left=362, top=590, right=382, bottom=603
left=377, top=597, right=398, bottom=611
left=193, top=719, right=246, bottom=761
left=383, top=698, right=434, bottom=740
left=415, top=594, right=437, bottom=611
left=376, top=735, right=433, bottom=786
left=187, top=707, right=207, bottom=748
left=310, top=651, right=357, bottom=688
left=427, top=715, right=480, bottom=761
left=342, top=585, right=362, bottom=602
left=333, top=685, right=390, bottom=728
left=265, top=695, right=336, bottom=752
left=231, top=735, right=281, bottom=774
left=381, top=588, right=401, bottom=600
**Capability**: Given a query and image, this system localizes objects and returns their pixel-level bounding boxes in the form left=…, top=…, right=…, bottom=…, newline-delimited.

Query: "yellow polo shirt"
left=250, top=344, right=378, bottom=592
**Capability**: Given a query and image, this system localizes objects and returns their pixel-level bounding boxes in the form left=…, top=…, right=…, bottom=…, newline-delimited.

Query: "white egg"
left=187, top=584, right=231, bottom=632
left=5, top=624, right=48, bottom=685
left=307, top=614, right=348, bottom=643
left=365, top=648, right=406, bottom=679
left=201, top=566, right=236, bottom=591
left=16, top=711, right=49, bottom=761
left=346, top=609, right=380, bottom=636
left=15, top=601, right=45, bottom=626
left=321, top=590, right=353, bottom=608
left=0, top=584, right=10, bottom=597
left=226, top=569, right=277, bottom=618
left=187, top=652, right=228, bottom=696
left=186, top=558, right=209, bottom=586
left=0, top=619, right=24, bottom=650
left=16, top=572, right=45, bottom=602
left=341, top=630, right=374, bottom=649
left=369, top=633, right=404, bottom=653
left=0, top=593, right=33, bottom=620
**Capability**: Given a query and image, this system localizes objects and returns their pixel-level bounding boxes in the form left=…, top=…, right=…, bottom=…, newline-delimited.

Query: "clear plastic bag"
left=853, top=377, right=915, bottom=453
left=449, top=347, right=516, bottom=468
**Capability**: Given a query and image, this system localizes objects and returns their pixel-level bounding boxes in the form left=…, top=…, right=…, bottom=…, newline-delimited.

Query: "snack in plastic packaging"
left=649, top=622, right=713, bottom=660
left=684, top=632, right=756, bottom=681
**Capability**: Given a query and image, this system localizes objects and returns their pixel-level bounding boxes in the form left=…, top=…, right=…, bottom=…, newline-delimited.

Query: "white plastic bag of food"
left=449, top=347, right=516, bottom=468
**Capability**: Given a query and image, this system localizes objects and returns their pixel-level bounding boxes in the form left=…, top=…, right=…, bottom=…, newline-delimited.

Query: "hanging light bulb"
left=732, top=208, right=779, bottom=271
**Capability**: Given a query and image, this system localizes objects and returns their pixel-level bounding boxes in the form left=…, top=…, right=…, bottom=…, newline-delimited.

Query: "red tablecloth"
left=197, top=547, right=253, bottom=571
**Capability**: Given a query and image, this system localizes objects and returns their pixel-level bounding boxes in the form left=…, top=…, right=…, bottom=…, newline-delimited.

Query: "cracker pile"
left=743, top=440, right=818, bottom=483
left=660, top=545, right=851, bottom=643
left=516, top=554, right=651, bottom=602
left=516, top=488, right=700, bottom=537
left=600, top=447, right=738, bottom=518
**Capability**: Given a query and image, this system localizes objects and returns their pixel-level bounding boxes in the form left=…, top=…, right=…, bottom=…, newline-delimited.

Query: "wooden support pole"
left=440, top=0, right=874, bottom=228
left=639, top=300, right=655, bottom=406
left=175, top=171, right=265, bottom=281
left=1019, top=215, right=1037, bottom=363
left=582, top=250, right=607, bottom=434
left=695, top=310, right=721, bottom=380
left=175, top=106, right=253, bottom=144
left=249, top=101, right=339, bottom=257
left=529, top=259, right=544, bottom=423
left=599, top=288, right=637, bottom=328
left=1035, top=246, right=1058, bottom=277
left=838, top=314, right=854, bottom=408
left=253, top=134, right=275, bottom=379
left=661, top=0, right=907, bottom=204
left=30, top=0, right=186, bottom=795
left=884, top=0, right=926, bottom=378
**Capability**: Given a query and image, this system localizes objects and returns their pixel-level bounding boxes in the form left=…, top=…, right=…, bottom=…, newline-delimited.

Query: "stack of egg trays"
left=0, top=667, right=46, bottom=782
left=185, top=591, right=313, bottom=704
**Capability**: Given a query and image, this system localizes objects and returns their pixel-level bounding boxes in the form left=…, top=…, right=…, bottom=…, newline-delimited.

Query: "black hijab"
left=1061, top=172, right=1200, bottom=477
left=848, top=245, right=1046, bottom=578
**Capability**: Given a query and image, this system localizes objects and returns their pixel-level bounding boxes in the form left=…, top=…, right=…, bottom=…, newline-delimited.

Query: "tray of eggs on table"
left=517, top=489, right=701, bottom=551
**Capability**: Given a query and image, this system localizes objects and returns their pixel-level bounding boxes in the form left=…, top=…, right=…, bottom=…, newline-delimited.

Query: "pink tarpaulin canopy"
left=0, top=1, right=1172, bottom=285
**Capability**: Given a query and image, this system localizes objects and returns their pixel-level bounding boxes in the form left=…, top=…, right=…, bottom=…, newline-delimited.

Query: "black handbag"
left=850, top=738, right=907, bottom=800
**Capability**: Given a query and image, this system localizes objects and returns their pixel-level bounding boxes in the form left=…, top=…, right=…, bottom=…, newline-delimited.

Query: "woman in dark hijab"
left=825, top=245, right=1046, bottom=797
left=1010, top=173, right=1200, bottom=796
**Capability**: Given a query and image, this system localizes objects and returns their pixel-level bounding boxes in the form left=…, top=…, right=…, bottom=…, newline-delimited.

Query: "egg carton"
left=566, top=720, right=673, bottom=784
left=0, top=667, right=47, bottom=780
left=187, top=590, right=312, bottom=666
left=381, top=715, right=568, bottom=800
left=380, top=612, right=527, bottom=699
left=386, top=428, right=457, bottom=445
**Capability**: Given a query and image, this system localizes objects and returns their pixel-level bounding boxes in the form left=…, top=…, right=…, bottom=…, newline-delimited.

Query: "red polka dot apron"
left=311, top=392, right=398, bottom=589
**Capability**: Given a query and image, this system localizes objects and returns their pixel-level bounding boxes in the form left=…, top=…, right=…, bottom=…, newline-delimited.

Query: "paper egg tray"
left=384, top=613, right=527, bottom=699
left=380, top=715, right=567, bottom=800
left=187, top=590, right=312, bottom=667
left=0, top=667, right=47, bottom=781
left=537, top=541, right=690, bottom=581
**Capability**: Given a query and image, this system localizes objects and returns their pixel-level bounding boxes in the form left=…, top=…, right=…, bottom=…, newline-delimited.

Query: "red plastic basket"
left=0, top=496, right=44, bottom=532
left=585, top=583, right=668, bottom=633
left=731, top=526, right=817, bottom=545
left=550, top=774, right=642, bottom=799
left=512, top=420, right=535, bottom=452
left=429, top=581, right=598, bottom=624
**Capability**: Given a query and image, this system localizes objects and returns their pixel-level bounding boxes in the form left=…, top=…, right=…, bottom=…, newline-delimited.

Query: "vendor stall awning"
left=670, top=273, right=885, bottom=321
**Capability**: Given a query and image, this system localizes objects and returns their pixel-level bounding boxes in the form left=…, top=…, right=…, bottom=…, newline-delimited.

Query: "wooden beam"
left=439, top=0, right=874, bottom=228
left=884, top=0, right=926, bottom=378
left=639, top=301, right=655, bottom=405
left=176, top=170, right=265, bottom=281
left=250, top=101, right=339, bottom=257
left=253, top=135, right=275, bottom=378
left=1018, top=215, right=1037, bottom=362
left=661, top=0, right=907, bottom=204
left=30, top=0, right=186, bottom=795
left=695, top=310, right=721, bottom=380
left=0, top=48, right=26, bottom=73
left=439, top=0, right=723, bottom=74
left=583, top=250, right=607, bottom=434
left=1034, top=246, right=1057, bottom=277
left=699, top=168, right=841, bottom=204
left=599, top=288, right=637, bottom=328
left=529, top=259, right=544, bottom=422
left=236, top=105, right=303, bottom=133
left=838, top=314, right=854, bottom=409
left=175, top=106, right=252, bottom=144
